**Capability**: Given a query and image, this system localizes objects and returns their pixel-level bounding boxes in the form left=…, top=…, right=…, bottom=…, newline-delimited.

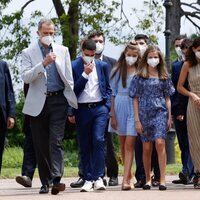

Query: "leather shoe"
left=15, top=175, right=32, bottom=187
left=134, top=180, right=145, bottom=188
left=172, top=179, right=184, bottom=184
left=108, top=177, right=118, bottom=186
left=39, top=185, right=49, bottom=194
left=143, top=184, right=151, bottom=190
left=159, top=185, right=167, bottom=191
left=51, top=183, right=65, bottom=195
left=179, top=172, right=189, bottom=184
left=70, top=178, right=85, bottom=188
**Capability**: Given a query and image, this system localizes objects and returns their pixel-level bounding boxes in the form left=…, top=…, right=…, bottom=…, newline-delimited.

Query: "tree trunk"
left=52, top=0, right=79, bottom=59
left=168, top=0, right=183, bottom=45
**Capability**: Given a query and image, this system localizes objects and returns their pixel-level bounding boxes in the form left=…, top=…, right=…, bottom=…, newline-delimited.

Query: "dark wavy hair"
left=185, top=37, right=200, bottom=67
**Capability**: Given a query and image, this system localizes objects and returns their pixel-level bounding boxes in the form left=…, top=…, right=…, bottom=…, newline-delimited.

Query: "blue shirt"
left=39, top=41, right=64, bottom=92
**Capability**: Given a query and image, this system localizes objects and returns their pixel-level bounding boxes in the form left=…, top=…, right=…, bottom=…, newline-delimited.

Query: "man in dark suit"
left=171, top=38, right=194, bottom=185
left=0, top=60, right=15, bottom=173
left=68, top=39, right=111, bottom=192
left=70, top=31, right=118, bottom=188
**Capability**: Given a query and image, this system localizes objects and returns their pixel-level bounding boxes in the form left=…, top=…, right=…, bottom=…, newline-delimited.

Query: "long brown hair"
left=137, top=45, right=168, bottom=80
left=110, top=41, right=140, bottom=87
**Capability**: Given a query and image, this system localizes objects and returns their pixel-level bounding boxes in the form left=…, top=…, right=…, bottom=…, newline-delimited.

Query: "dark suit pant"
left=76, top=104, right=108, bottom=181
left=30, top=93, right=68, bottom=185
left=0, top=116, right=6, bottom=173
left=174, top=116, right=194, bottom=178
left=105, top=123, right=118, bottom=178
left=21, top=119, right=37, bottom=180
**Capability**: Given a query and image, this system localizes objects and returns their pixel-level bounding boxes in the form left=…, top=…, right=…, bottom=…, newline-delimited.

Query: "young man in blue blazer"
left=68, top=39, right=111, bottom=192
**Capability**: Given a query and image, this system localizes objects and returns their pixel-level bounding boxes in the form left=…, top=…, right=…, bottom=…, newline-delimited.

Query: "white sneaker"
left=80, top=181, right=94, bottom=192
left=94, top=177, right=106, bottom=190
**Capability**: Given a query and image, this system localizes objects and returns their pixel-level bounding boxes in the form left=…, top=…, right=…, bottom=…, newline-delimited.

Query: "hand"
left=42, top=52, right=56, bottom=67
left=177, top=115, right=184, bottom=121
left=84, top=63, right=93, bottom=75
left=167, top=118, right=172, bottom=131
left=7, top=117, right=15, bottom=129
left=68, top=116, right=76, bottom=124
left=135, top=121, right=143, bottom=134
left=191, top=93, right=200, bottom=107
left=111, top=116, right=118, bottom=130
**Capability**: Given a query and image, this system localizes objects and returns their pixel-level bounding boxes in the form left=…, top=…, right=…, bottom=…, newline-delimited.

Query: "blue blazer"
left=0, top=60, right=15, bottom=125
left=72, top=57, right=112, bottom=110
left=171, top=60, right=188, bottom=116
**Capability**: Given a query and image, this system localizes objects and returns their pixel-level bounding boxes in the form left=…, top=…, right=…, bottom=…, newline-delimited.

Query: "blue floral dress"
left=129, top=75, right=175, bottom=142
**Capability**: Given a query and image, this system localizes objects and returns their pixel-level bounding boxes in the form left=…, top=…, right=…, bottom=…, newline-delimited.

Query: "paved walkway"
left=0, top=176, right=199, bottom=200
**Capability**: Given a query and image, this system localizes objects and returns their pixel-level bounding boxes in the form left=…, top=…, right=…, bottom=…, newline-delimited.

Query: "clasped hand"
left=42, top=52, right=56, bottom=67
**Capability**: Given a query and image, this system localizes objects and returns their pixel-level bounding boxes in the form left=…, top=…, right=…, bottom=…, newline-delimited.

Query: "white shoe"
left=94, top=177, right=106, bottom=190
left=80, top=181, right=94, bottom=192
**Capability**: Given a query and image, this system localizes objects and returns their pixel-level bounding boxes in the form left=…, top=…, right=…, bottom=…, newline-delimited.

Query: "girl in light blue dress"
left=109, top=41, right=140, bottom=190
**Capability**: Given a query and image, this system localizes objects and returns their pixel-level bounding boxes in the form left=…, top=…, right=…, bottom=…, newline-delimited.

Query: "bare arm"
left=110, top=96, right=117, bottom=130
left=133, top=97, right=143, bottom=134
left=177, top=61, right=200, bottom=106
left=165, top=96, right=172, bottom=131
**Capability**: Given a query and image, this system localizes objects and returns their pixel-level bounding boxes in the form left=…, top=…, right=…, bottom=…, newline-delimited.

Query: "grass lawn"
left=0, top=147, right=182, bottom=179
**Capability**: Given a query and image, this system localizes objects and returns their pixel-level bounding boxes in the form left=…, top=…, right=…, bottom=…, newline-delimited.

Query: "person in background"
left=21, top=18, right=77, bottom=195
left=68, top=39, right=111, bottom=192
left=173, top=35, right=185, bottom=62
left=0, top=60, right=15, bottom=173
left=129, top=45, right=175, bottom=191
left=177, top=37, right=200, bottom=189
left=15, top=84, right=37, bottom=188
left=171, top=38, right=194, bottom=185
left=109, top=41, right=140, bottom=190
left=70, top=31, right=118, bottom=188
left=134, top=34, right=160, bottom=188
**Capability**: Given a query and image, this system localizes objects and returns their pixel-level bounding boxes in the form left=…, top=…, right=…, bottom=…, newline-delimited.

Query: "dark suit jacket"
left=72, top=57, right=112, bottom=110
left=102, top=55, right=117, bottom=75
left=171, top=60, right=188, bottom=116
left=0, top=60, right=15, bottom=125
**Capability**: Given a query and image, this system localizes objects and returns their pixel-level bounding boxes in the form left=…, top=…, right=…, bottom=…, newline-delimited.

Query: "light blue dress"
left=109, top=71, right=137, bottom=136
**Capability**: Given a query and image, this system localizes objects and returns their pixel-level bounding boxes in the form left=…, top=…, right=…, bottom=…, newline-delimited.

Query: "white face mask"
left=138, top=44, right=147, bottom=57
left=41, top=35, right=53, bottom=46
left=83, top=55, right=94, bottom=64
left=96, top=42, right=104, bottom=54
left=125, top=56, right=138, bottom=66
left=175, top=47, right=182, bottom=57
left=195, top=51, right=200, bottom=59
left=147, top=58, right=159, bottom=67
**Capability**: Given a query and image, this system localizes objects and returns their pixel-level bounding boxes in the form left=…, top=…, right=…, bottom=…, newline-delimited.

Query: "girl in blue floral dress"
left=129, top=46, right=175, bottom=191
left=109, top=41, right=140, bottom=190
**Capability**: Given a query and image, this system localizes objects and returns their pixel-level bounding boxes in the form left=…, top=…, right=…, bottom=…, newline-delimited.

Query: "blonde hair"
left=137, top=45, right=168, bottom=80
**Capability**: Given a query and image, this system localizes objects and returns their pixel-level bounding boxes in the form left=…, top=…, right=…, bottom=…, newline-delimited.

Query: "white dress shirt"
left=78, top=61, right=102, bottom=103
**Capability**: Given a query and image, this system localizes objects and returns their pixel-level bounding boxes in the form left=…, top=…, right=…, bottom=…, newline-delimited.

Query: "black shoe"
left=179, top=172, right=189, bottom=184
left=108, top=177, right=118, bottom=186
left=134, top=180, right=145, bottom=188
left=39, top=185, right=49, bottom=194
left=143, top=184, right=151, bottom=190
left=70, top=178, right=85, bottom=188
left=15, top=175, right=32, bottom=187
left=51, top=183, right=65, bottom=195
left=151, top=176, right=160, bottom=187
left=103, top=178, right=107, bottom=186
left=159, top=185, right=167, bottom=191
left=172, top=179, right=184, bottom=184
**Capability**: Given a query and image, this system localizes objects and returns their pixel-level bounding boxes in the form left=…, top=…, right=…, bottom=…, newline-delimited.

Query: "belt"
left=78, top=101, right=104, bottom=108
left=45, top=90, right=63, bottom=97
